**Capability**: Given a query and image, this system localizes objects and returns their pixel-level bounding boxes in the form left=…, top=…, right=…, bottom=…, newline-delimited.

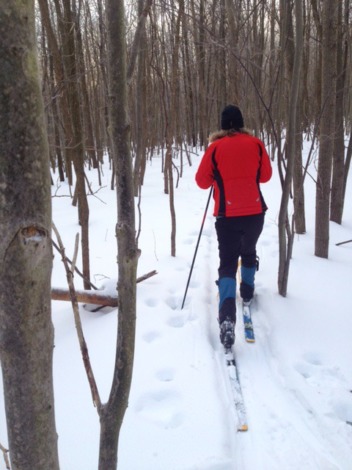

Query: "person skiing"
left=195, top=105, right=272, bottom=349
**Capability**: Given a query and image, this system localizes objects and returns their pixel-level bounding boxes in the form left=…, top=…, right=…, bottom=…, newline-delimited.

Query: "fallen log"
left=52, top=288, right=118, bottom=307
left=51, top=270, right=157, bottom=307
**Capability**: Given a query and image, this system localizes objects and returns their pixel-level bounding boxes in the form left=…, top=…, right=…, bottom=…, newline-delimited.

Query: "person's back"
left=195, top=105, right=272, bottom=351
left=196, top=132, right=271, bottom=217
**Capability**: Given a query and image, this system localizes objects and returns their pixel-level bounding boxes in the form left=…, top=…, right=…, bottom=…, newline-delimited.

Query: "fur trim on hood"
left=208, top=128, right=252, bottom=143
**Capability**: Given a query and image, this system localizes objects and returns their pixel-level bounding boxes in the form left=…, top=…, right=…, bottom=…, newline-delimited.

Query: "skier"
left=195, top=105, right=272, bottom=349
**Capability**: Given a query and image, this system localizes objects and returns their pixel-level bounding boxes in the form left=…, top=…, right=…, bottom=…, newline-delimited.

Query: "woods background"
left=1, top=1, right=351, bottom=468
left=37, top=0, right=351, bottom=265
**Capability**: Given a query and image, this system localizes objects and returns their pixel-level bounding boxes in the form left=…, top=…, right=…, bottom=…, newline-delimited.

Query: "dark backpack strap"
left=256, top=143, right=267, bottom=212
left=211, top=148, right=226, bottom=216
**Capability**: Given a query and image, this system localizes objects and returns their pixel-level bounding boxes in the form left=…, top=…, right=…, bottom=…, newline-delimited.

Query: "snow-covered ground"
left=1, top=140, right=352, bottom=469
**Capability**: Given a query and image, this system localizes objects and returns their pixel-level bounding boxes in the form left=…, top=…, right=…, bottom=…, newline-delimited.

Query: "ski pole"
left=181, top=186, right=213, bottom=309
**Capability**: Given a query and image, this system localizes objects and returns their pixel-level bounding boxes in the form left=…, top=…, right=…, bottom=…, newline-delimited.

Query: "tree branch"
left=52, top=238, right=99, bottom=290
left=0, top=443, right=10, bottom=469
left=52, top=223, right=102, bottom=410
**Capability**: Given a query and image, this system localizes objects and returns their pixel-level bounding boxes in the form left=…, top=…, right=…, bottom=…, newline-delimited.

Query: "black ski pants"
left=215, top=213, right=265, bottom=279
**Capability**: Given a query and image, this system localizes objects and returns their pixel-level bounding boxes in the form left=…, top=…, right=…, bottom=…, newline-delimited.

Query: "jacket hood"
left=208, top=128, right=252, bottom=143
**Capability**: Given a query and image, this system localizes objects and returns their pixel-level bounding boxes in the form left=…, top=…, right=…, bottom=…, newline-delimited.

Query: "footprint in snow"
left=295, top=351, right=322, bottom=379
left=167, top=314, right=186, bottom=328
left=331, top=394, right=352, bottom=425
left=135, top=389, right=184, bottom=429
left=144, top=297, right=159, bottom=308
left=260, top=237, right=272, bottom=247
left=156, top=368, right=175, bottom=382
left=296, top=352, right=352, bottom=425
left=189, top=229, right=199, bottom=237
left=202, top=228, right=212, bottom=238
left=142, top=330, right=161, bottom=343
left=295, top=362, right=315, bottom=380
left=303, top=351, right=322, bottom=366
left=189, top=279, right=201, bottom=288
left=165, top=295, right=178, bottom=310
left=174, top=265, right=186, bottom=272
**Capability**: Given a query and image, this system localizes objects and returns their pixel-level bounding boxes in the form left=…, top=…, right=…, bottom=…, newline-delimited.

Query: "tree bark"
left=133, top=0, right=148, bottom=196
left=164, top=0, right=183, bottom=257
left=285, top=1, right=306, bottom=234
left=315, top=0, right=338, bottom=258
left=330, top=1, right=347, bottom=224
left=278, top=0, right=303, bottom=297
left=98, top=0, right=139, bottom=468
left=38, top=0, right=91, bottom=288
left=0, top=2, right=59, bottom=468
left=61, top=0, right=91, bottom=288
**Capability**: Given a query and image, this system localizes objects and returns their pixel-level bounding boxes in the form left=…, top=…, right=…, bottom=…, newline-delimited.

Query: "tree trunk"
left=330, top=1, right=347, bottom=224
left=293, top=124, right=306, bottom=234
left=133, top=0, right=148, bottom=196
left=99, top=0, right=139, bottom=467
left=0, top=2, right=59, bottom=468
left=61, top=0, right=91, bottom=289
left=194, top=0, right=206, bottom=147
left=164, top=0, right=183, bottom=257
left=182, top=11, right=197, bottom=147
left=315, top=0, right=338, bottom=259
left=38, top=0, right=91, bottom=288
left=311, top=0, right=323, bottom=123
left=278, top=0, right=303, bottom=297
left=342, top=131, right=352, bottom=202
left=290, top=3, right=305, bottom=234
left=72, top=4, right=99, bottom=170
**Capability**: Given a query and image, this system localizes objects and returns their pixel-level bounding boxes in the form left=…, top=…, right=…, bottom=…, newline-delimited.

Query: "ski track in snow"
left=187, top=210, right=352, bottom=470
left=126, top=181, right=352, bottom=470
left=2, top=157, right=351, bottom=470
left=57, top=158, right=352, bottom=470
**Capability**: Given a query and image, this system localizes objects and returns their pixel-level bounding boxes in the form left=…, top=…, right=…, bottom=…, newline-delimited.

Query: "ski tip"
left=238, top=424, right=248, bottom=432
left=245, top=338, right=255, bottom=343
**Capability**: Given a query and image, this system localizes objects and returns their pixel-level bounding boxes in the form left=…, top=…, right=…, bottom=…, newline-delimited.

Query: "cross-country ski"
left=224, top=348, right=248, bottom=432
left=242, top=301, right=255, bottom=343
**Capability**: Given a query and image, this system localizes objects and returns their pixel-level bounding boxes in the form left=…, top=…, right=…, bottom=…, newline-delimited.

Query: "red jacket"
left=195, top=132, right=272, bottom=217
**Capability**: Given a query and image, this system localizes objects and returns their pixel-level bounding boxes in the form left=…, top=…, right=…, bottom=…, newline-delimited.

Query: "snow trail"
left=190, top=200, right=352, bottom=470
left=2, top=152, right=351, bottom=470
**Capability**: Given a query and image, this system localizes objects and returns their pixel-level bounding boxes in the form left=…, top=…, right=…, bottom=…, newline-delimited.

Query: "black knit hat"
left=221, top=105, right=244, bottom=130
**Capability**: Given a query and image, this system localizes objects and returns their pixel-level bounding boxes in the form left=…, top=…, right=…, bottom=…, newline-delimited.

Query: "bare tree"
left=133, top=0, right=149, bottom=195
left=278, top=0, right=303, bottom=296
left=165, top=0, right=184, bottom=257
left=96, top=0, right=141, bottom=467
left=289, top=1, right=305, bottom=235
left=62, top=0, right=92, bottom=288
left=330, top=0, right=348, bottom=223
left=315, top=0, right=338, bottom=259
left=38, top=0, right=92, bottom=289
left=0, top=1, right=59, bottom=468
